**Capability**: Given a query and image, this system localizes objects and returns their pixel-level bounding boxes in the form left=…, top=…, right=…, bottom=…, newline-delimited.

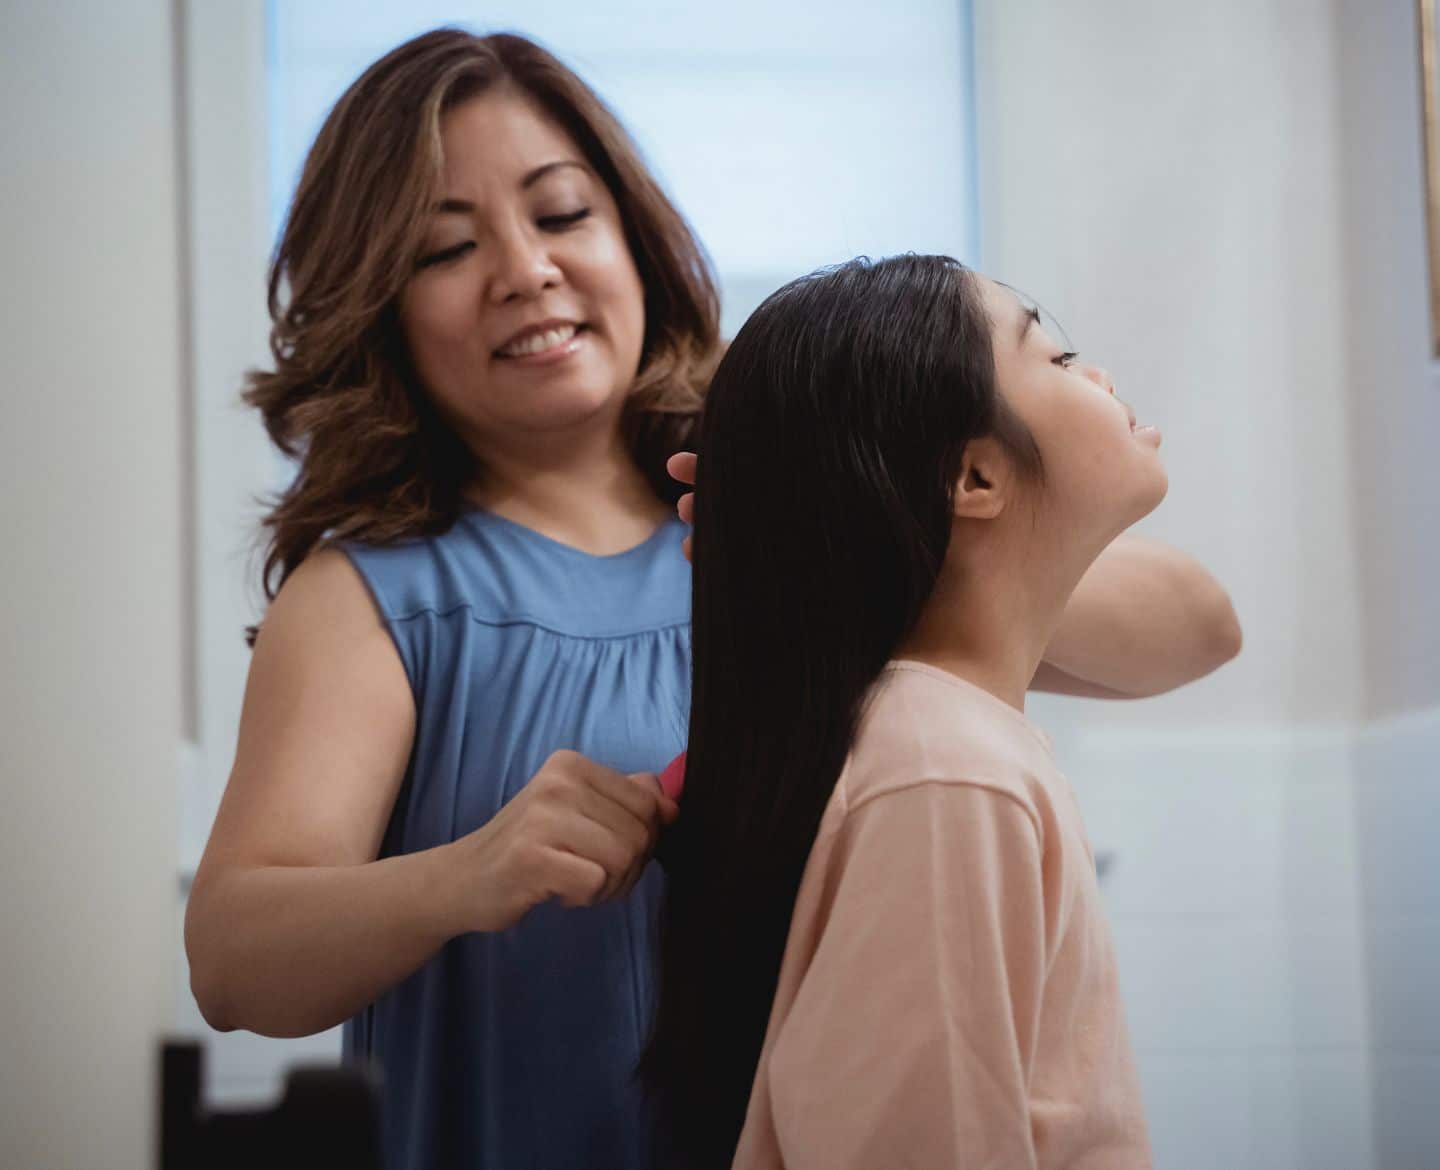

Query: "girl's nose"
left=1079, top=363, right=1115, bottom=395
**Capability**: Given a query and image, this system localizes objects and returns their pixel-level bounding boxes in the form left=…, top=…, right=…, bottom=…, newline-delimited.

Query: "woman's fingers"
left=577, top=757, right=667, bottom=827
left=666, top=451, right=698, bottom=486
left=484, top=751, right=678, bottom=920
left=667, top=452, right=698, bottom=561
left=544, top=754, right=676, bottom=900
left=542, top=848, right=611, bottom=908
left=549, top=814, right=640, bottom=901
left=630, top=773, right=680, bottom=825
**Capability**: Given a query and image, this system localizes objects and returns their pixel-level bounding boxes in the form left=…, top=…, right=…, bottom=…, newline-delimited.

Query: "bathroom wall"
left=1, top=3, right=183, bottom=1167
left=978, top=0, right=1436, bottom=1164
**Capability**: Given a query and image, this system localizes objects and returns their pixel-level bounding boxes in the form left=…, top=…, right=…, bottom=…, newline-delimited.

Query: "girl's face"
left=398, top=89, right=647, bottom=456
left=980, top=277, right=1168, bottom=538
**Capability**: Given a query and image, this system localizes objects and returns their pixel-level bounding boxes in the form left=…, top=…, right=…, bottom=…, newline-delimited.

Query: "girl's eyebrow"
left=1018, top=305, right=1041, bottom=345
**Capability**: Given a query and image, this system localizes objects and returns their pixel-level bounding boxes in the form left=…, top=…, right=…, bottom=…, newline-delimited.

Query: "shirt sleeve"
left=763, top=780, right=1048, bottom=1170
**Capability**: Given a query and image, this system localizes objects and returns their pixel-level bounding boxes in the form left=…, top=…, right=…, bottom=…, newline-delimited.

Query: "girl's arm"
left=749, top=782, right=1047, bottom=1170
left=1033, top=535, right=1242, bottom=698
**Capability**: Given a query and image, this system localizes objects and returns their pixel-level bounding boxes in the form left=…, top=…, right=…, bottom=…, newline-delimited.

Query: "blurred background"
left=3, top=0, right=1437, bottom=1166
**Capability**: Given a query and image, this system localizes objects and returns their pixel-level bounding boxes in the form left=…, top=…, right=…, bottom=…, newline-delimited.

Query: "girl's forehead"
left=976, top=277, right=1026, bottom=340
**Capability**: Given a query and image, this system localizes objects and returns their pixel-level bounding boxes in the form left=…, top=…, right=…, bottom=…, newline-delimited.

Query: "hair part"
left=640, top=253, right=1041, bottom=1167
left=244, top=29, right=723, bottom=635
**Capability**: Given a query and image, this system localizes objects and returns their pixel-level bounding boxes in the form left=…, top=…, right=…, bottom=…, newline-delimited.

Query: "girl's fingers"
left=677, top=492, right=694, bottom=525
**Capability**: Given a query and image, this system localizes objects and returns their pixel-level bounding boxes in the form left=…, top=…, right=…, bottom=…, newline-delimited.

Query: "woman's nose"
left=488, top=231, right=562, bottom=303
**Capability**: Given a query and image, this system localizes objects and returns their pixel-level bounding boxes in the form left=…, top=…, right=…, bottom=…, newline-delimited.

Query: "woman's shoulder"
left=338, top=511, right=692, bottom=638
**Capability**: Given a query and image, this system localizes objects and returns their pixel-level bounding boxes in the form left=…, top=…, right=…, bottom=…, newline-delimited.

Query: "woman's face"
left=980, top=276, right=1168, bottom=536
left=398, top=89, right=647, bottom=456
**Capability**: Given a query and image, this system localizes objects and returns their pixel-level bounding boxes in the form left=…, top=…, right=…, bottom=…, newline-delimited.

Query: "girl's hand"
left=667, top=451, right=698, bottom=562
left=447, top=749, right=679, bottom=934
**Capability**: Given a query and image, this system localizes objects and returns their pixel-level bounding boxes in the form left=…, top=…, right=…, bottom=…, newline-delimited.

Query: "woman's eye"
left=1054, top=351, right=1079, bottom=368
left=538, top=208, right=591, bottom=230
left=416, top=241, right=475, bottom=269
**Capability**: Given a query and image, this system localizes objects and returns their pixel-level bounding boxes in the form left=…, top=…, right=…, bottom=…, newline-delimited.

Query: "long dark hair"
left=640, top=254, right=1041, bottom=1166
left=245, top=28, right=721, bottom=618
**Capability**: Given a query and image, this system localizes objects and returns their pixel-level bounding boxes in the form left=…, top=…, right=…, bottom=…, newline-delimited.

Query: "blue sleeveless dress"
left=339, top=508, right=691, bottom=1170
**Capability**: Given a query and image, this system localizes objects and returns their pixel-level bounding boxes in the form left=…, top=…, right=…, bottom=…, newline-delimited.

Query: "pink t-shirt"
left=732, top=660, right=1152, bottom=1169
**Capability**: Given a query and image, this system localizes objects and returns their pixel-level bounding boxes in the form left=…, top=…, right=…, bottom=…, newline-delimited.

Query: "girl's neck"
left=464, top=424, right=670, bottom=555
left=897, top=524, right=1100, bottom=712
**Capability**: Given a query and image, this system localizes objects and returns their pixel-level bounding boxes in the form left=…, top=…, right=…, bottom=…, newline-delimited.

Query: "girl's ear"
left=952, top=437, right=1010, bottom=521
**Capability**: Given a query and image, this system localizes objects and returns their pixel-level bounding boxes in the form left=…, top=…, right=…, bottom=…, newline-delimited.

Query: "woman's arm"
left=184, top=550, right=442, bottom=1037
left=185, top=550, right=674, bottom=1038
left=1032, top=534, right=1242, bottom=698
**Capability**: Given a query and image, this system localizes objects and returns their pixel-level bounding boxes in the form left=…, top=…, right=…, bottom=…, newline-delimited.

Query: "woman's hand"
left=446, top=750, right=679, bottom=934
left=667, top=451, right=698, bottom=561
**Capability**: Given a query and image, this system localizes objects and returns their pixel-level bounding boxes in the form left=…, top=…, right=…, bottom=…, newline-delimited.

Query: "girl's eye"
left=538, top=208, right=591, bottom=230
left=1054, top=351, right=1079, bottom=368
left=416, top=241, right=475, bottom=270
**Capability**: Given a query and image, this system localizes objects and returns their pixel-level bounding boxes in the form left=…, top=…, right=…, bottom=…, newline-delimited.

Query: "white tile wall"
left=1355, top=709, right=1440, bottom=1168
left=1059, top=723, right=1377, bottom=1167
left=1372, top=1053, right=1440, bottom=1170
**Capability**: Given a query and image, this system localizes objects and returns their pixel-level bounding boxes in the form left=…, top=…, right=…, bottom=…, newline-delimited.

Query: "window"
left=266, top=0, right=980, bottom=333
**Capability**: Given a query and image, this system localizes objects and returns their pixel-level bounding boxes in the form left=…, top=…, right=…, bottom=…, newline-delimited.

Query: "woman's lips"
left=493, top=324, right=589, bottom=366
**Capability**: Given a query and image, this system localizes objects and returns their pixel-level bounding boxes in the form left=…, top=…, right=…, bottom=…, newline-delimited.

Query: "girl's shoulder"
left=834, top=660, right=1060, bottom=828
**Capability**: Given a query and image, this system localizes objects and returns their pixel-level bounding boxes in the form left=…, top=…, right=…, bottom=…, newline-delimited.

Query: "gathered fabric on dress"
left=340, top=509, right=691, bottom=1170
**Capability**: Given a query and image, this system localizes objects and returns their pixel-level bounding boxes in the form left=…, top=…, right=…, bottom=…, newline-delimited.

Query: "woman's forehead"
left=438, top=91, right=582, bottom=183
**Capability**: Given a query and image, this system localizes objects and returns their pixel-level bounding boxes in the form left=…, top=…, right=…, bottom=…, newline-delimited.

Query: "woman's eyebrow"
left=430, top=161, right=590, bottom=214
left=519, top=159, right=588, bottom=189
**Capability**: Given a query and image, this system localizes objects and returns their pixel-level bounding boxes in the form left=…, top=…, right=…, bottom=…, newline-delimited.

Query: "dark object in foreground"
left=160, top=1039, right=382, bottom=1170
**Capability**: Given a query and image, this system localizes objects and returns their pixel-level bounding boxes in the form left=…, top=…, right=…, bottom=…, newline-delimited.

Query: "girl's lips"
left=1133, top=424, right=1162, bottom=447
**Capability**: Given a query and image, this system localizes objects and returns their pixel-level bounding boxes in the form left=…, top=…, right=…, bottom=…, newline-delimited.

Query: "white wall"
left=0, top=3, right=183, bottom=1169
left=1336, top=0, right=1440, bottom=1165
left=977, top=0, right=1365, bottom=732
left=1337, top=0, right=1440, bottom=724
left=975, top=0, right=1438, bottom=1166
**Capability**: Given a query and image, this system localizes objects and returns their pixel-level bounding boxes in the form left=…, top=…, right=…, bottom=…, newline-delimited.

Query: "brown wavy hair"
left=245, top=28, right=722, bottom=617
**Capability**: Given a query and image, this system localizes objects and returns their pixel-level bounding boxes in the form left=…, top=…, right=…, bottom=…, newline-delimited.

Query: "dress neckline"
left=461, top=506, right=682, bottom=563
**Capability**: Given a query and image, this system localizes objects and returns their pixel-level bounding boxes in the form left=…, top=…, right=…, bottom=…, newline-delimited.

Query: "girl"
left=645, top=254, right=1163, bottom=1168
left=186, top=29, right=1228, bottom=1168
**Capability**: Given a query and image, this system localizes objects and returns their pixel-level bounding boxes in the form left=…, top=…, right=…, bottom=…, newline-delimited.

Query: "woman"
left=184, top=29, right=1237, bottom=1170
left=645, top=255, right=1163, bottom=1168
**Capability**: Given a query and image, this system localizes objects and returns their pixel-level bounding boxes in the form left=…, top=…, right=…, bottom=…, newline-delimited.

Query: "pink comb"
left=658, top=751, right=687, bottom=801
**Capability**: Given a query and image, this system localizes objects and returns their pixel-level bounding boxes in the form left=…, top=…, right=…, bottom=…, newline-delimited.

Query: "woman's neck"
left=464, top=425, right=671, bottom=556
